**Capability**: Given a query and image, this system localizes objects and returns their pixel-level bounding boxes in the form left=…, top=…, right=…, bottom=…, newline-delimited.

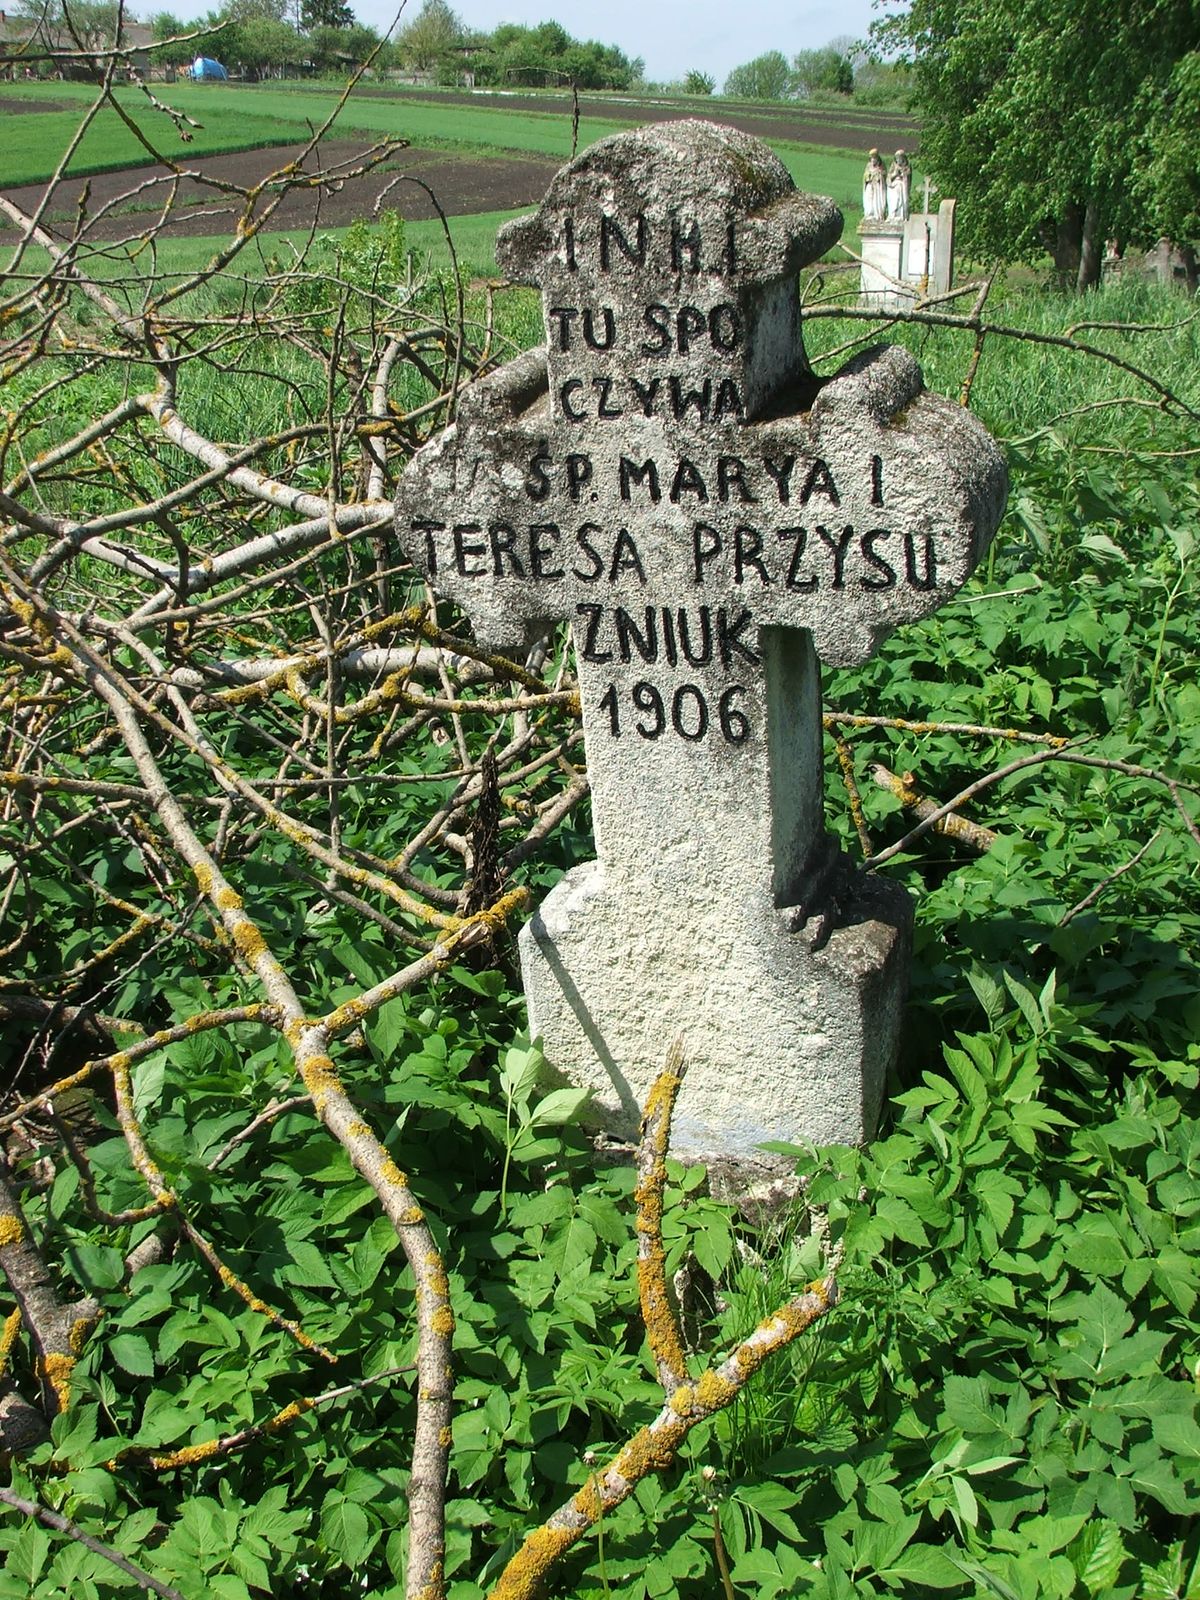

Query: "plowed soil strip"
left=0, top=139, right=561, bottom=242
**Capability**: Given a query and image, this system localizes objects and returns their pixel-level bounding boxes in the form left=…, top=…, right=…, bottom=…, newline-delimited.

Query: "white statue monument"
left=887, top=150, right=912, bottom=222
left=862, top=148, right=887, bottom=223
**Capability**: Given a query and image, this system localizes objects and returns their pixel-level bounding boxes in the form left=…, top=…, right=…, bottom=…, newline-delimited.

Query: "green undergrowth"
left=3, top=197, right=1200, bottom=1598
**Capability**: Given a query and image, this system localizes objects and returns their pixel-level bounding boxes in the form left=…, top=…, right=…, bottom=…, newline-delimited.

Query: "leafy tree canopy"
left=684, top=69, right=714, bottom=95
left=792, top=45, right=853, bottom=96
left=300, top=0, right=355, bottom=30
left=394, top=0, right=463, bottom=71
left=723, top=48, right=794, bottom=100
left=872, top=0, right=1199, bottom=287
left=473, top=19, right=639, bottom=90
left=14, top=0, right=122, bottom=49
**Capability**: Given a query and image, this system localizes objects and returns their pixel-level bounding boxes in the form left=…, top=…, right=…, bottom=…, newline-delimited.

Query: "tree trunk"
left=1076, top=197, right=1103, bottom=291
left=1052, top=202, right=1082, bottom=284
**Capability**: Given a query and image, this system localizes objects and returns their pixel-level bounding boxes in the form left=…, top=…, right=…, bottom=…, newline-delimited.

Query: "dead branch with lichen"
left=486, top=1050, right=838, bottom=1600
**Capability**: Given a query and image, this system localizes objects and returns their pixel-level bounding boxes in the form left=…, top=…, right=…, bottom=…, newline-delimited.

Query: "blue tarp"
left=189, top=57, right=227, bottom=80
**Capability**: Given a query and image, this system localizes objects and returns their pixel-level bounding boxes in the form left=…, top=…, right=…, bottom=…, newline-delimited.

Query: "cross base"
left=519, top=850, right=912, bottom=1163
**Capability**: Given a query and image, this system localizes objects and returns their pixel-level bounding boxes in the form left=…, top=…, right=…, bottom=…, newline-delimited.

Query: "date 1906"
left=596, top=680, right=751, bottom=745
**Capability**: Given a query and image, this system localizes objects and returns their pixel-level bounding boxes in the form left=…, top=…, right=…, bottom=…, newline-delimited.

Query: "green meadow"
left=0, top=78, right=870, bottom=259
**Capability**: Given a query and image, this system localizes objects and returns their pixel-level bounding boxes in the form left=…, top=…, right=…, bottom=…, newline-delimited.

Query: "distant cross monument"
left=396, top=122, right=1006, bottom=1163
left=858, top=148, right=955, bottom=308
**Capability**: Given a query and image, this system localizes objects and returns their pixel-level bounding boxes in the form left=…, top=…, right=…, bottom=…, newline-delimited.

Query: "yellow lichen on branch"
left=634, top=1041, right=690, bottom=1395
left=487, top=1050, right=839, bottom=1600
left=36, top=1351, right=76, bottom=1413
left=0, top=1215, right=26, bottom=1248
left=489, top=1277, right=837, bottom=1599
left=0, top=1307, right=21, bottom=1377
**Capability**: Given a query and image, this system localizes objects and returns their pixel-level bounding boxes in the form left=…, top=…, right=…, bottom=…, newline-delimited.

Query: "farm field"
left=0, top=78, right=889, bottom=266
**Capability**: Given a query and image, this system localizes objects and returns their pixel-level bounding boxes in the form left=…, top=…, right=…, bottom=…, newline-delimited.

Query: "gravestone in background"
left=859, top=159, right=957, bottom=309
left=395, top=121, right=1007, bottom=1165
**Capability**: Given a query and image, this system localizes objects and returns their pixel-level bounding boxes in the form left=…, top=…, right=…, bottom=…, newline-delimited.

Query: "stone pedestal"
left=858, top=219, right=911, bottom=309
left=860, top=199, right=956, bottom=308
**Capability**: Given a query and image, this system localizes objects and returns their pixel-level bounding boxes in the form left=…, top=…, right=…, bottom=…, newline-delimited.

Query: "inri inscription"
left=395, top=121, right=1007, bottom=1162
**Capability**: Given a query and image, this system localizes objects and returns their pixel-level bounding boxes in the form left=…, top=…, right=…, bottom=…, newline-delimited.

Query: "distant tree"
left=307, top=19, right=377, bottom=69
left=851, top=56, right=916, bottom=107
left=15, top=0, right=121, bottom=54
left=684, top=68, right=714, bottom=95
left=792, top=45, right=853, bottom=96
left=301, top=0, right=354, bottom=29
left=723, top=49, right=794, bottom=100
left=531, top=18, right=569, bottom=58
left=221, top=0, right=290, bottom=21
left=1133, top=50, right=1200, bottom=257
left=474, top=21, right=635, bottom=90
left=148, top=9, right=199, bottom=66
left=395, top=0, right=462, bottom=72
left=873, top=0, right=1197, bottom=288
left=214, top=0, right=303, bottom=76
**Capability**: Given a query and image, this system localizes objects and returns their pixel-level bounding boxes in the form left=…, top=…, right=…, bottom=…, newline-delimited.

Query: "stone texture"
left=395, top=121, right=1007, bottom=1164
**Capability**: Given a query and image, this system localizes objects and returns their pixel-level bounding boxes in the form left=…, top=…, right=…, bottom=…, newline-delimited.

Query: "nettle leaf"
left=365, top=999, right=412, bottom=1063
left=1067, top=1520, right=1128, bottom=1595
left=951, top=1474, right=979, bottom=1528
left=942, top=1373, right=1000, bottom=1436
left=880, top=1543, right=969, bottom=1591
left=1153, top=1410, right=1200, bottom=1459
left=64, top=1243, right=125, bottom=1292
left=50, top=1404, right=98, bottom=1458
left=1061, top=1223, right=1132, bottom=1279
left=972, top=1168, right=1021, bottom=1235
left=207, top=1576, right=253, bottom=1600
left=542, top=1216, right=597, bottom=1276
left=1125, top=1445, right=1194, bottom=1516
left=108, top=1332, right=155, bottom=1377
left=3, top=1524, right=50, bottom=1589
left=320, top=1495, right=376, bottom=1568
left=507, top=1186, right=573, bottom=1230
left=852, top=1513, right=920, bottom=1572
left=499, top=1044, right=544, bottom=1103
left=529, top=1086, right=591, bottom=1127
left=230, top=1544, right=273, bottom=1591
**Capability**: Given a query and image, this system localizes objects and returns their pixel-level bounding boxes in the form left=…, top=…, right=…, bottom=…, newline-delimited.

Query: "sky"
left=289, top=1, right=883, bottom=90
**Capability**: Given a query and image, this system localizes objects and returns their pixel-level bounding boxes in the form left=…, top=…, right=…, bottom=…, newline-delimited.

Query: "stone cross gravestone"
left=395, top=121, right=1007, bottom=1164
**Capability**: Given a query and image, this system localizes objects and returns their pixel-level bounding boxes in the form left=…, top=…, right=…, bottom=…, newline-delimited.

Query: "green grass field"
left=1, top=78, right=874, bottom=278
left=0, top=79, right=870, bottom=227
left=0, top=80, right=629, bottom=183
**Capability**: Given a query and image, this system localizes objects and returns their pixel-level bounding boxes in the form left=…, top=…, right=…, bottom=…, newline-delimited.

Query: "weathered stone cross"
left=396, top=122, right=1006, bottom=1164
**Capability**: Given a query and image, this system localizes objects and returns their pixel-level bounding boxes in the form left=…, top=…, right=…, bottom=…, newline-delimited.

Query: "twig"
left=822, top=711, right=1069, bottom=749
left=958, top=270, right=997, bottom=408
left=0, top=1486, right=184, bottom=1599
left=1059, top=831, right=1162, bottom=924
left=486, top=1055, right=838, bottom=1600
left=864, top=747, right=1200, bottom=869
left=207, top=1096, right=312, bottom=1170
left=803, top=301, right=1200, bottom=422
left=116, top=1364, right=414, bottom=1471
left=869, top=763, right=998, bottom=854
left=830, top=731, right=872, bottom=858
